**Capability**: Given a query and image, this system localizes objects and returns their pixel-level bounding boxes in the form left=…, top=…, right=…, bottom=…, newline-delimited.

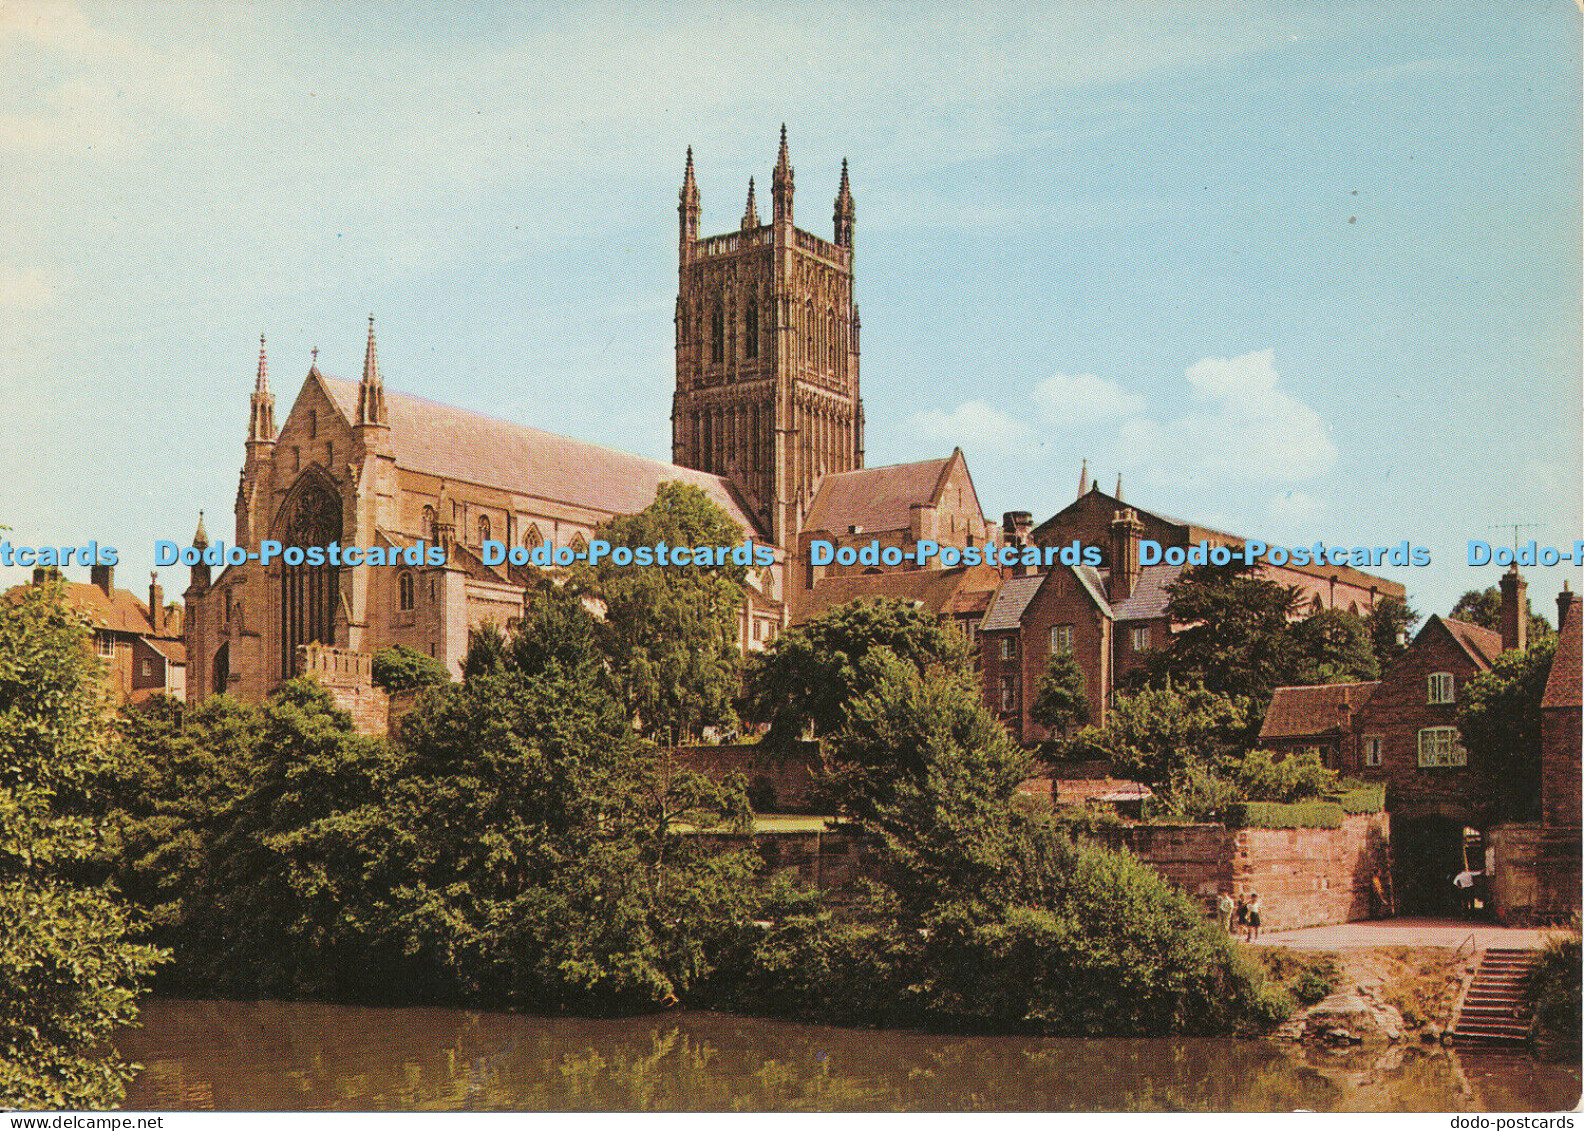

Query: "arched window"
left=569, top=532, right=588, bottom=556
left=711, top=304, right=725, bottom=364
left=478, top=514, right=491, bottom=545
left=279, top=480, right=341, bottom=677
left=212, top=642, right=229, bottom=695
left=307, top=409, right=317, bottom=439
left=422, top=505, right=437, bottom=540
left=398, top=570, right=415, bottom=611
left=745, top=298, right=759, bottom=359
left=525, top=523, right=543, bottom=549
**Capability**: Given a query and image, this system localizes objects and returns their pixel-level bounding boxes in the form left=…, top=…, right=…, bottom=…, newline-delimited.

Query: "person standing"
left=1217, top=890, right=1235, bottom=935
left=1245, top=892, right=1263, bottom=942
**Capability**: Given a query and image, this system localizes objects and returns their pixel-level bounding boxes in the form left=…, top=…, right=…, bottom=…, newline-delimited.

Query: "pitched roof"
left=1109, top=562, right=1185, bottom=621
left=1542, top=593, right=1581, bottom=710
left=980, top=573, right=1047, bottom=632
left=797, top=563, right=1001, bottom=623
left=804, top=455, right=954, bottom=533
left=315, top=374, right=766, bottom=540
left=1438, top=615, right=1505, bottom=670
left=1260, top=681, right=1381, bottom=741
left=1073, top=564, right=1113, bottom=618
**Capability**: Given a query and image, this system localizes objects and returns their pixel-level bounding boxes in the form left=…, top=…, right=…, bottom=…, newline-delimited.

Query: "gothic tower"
left=672, top=127, right=864, bottom=547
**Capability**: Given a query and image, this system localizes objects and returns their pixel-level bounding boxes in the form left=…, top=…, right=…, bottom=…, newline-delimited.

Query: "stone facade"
left=1100, top=812, right=1392, bottom=931
left=673, top=130, right=862, bottom=549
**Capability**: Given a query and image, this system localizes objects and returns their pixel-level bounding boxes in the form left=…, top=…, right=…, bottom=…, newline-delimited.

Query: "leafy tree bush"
left=745, top=597, right=967, bottom=746
left=1287, top=609, right=1379, bottom=686
left=1364, top=596, right=1420, bottom=667
left=1060, top=683, right=1252, bottom=793
left=371, top=643, right=451, bottom=693
left=0, top=582, right=164, bottom=1108
left=1458, top=636, right=1556, bottom=823
left=1451, top=586, right=1553, bottom=641
left=572, top=481, right=746, bottom=743
left=1031, top=650, right=1089, bottom=734
left=1521, top=934, right=1581, bottom=1057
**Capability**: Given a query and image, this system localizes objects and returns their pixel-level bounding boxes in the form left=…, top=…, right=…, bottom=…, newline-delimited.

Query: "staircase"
left=1448, top=947, right=1537, bottom=1048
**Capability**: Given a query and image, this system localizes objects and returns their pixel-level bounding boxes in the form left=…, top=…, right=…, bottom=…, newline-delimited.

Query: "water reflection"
left=114, top=999, right=1581, bottom=1112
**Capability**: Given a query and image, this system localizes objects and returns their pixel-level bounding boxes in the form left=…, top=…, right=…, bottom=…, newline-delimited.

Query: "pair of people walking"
left=1216, top=890, right=1262, bottom=941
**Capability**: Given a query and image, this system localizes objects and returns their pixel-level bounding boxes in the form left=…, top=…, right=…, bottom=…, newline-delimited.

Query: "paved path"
left=1256, top=917, right=1565, bottom=950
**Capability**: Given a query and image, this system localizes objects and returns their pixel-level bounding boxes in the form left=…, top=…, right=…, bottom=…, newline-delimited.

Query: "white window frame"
left=1050, top=624, right=1073, bottom=655
left=1131, top=626, right=1151, bottom=652
left=95, top=632, right=114, bottom=658
left=1417, top=726, right=1466, bottom=768
left=1361, top=735, right=1383, bottom=767
left=1000, top=675, right=1017, bottom=712
left=1427, top=672, right=1454, bottom=705
left=1000, top=637, right=1015, bottom=662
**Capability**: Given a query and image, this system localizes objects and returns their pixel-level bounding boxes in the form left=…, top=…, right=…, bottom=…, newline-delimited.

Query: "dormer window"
left=1427, top=672, right=1454, bottom=705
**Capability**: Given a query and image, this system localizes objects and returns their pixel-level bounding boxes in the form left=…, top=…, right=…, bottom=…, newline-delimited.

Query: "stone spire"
left=679, top=147, right=700, bottom=254
left=771, top=124, right=794, bottom=225
left=357, top=315, right=387, bottom=426
left=1115, top=473, right=1124, bottom=503
left=1077, top=459, right=1090, bottom=499
left=741, top=177, right=759, bottom=229
left=248, top=333, right=276, bottom=443
left=833, top=158, right=855, bottom=248
left=193, top=509, right=208, bottom=548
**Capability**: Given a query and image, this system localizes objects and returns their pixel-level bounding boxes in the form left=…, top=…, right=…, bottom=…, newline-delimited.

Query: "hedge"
left=1325, top=785, right=1386, bottom=814
left=1225, top=801, right=1344, bottom=829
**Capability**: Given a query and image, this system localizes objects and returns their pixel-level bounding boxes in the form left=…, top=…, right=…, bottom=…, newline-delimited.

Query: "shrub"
left=1522, top=935, right=1581, bottom=1057
left=1225, top=801, right=1344, bottom=829
left=371, top=644, right=451, bottom=693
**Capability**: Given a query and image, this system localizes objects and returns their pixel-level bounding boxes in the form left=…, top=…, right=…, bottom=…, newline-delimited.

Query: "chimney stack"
left=1110, top=508, right=1144, bottom=603
left=1499, top=567, right=1527, bottom=652
left=1002, top=511, right=1033, bottom=577
left=149, top=573, right=164, bottom=633
left=1559, top=580, right=1574, bottom=633
left=91, top=563, right=114, bottom=596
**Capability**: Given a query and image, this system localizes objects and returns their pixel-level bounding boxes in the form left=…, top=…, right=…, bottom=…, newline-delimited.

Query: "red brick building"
left=11, top=566, right=186, bottom=707
left=1258, top=681, right=1380, bottom=764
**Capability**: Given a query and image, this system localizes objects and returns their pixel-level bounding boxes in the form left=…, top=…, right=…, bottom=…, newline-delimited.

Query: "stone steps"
left=1448, top=947, right=1537, bottom=1049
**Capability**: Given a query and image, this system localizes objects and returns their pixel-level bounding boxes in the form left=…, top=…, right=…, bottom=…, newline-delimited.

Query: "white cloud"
left=907, top=400, right=1031, bottom=456
left=1121, top=349, right=1336, bottom=482
left=1031, top=371, right=1145, bottom=428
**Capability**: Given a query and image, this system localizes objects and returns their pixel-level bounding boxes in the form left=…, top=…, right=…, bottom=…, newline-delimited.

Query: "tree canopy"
left=1450, top=586, right=1553, bottom=641
left=745, top=597, right=967, bottom=746
left=1031, top=650, right=1089, bottom=736
left=0, top=581, right=164, bottom=1108
left=1458, top=636, right=1556, bottom=824
left=573, top=481, right=746, bottom=743
left=1140, top=561, right=1302, bottom=703
left=1363, top=596, right=1420, bottom=668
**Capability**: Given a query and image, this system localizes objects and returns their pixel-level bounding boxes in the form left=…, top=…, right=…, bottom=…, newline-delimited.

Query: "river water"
left=114, top=999, right=1580, bottom=1112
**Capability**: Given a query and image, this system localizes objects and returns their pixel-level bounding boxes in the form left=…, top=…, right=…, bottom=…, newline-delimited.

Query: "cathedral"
left=183, top=130, right=993, bottom=716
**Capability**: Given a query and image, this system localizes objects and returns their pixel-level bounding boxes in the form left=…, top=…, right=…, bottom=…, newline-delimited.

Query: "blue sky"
left=2, top=1, right=1578, bottom=624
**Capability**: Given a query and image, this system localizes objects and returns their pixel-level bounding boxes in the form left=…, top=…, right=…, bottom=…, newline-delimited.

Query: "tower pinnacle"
left=833, top=158, right=855, bottom=248
left=679, top=147, right=700, bottom=254
left=1077, top=459, right=1090, bottom=499
left=741, top=177, right=759, bottom=229
left=771, top=124, right=794, bottom=225
left=357, top=315, right=387, bottom=426
left=249, top=333, right=276, bottom=443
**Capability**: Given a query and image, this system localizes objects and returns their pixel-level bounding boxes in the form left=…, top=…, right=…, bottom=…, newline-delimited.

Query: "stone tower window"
left=711, top=304, right=725, bottom=364
left=279, top=480, right=341, bottom=677
left=398, top=570, right=415, bottom=611
left=478, top=514, right=491, bottom=545
left=525, top=523, right=543, bottom=550
left=422, top=505, right=437, bottom=541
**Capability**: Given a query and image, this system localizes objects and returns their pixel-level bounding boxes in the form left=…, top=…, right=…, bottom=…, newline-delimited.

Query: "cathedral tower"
left=672, top=127, right=864, bottom=546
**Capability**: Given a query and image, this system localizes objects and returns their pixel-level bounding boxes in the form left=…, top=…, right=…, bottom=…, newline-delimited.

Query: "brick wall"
left=671, top=742, right=823, bottom=812
left=1489, top=822, right=1582, bottom=925
left=1101, top=812, right=1391, bottom=931
left=297, top=642, right=389, bottom=736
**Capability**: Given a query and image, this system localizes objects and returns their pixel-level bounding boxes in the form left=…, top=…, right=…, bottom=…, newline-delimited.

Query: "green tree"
left=1142, top=561, right=1302, bottom=703
left=575, top=481, right=746, bottom=743
left=1063, top=683, right=1252, bottom=793
left=383, top=599, right=755, bottom=1012
left=1450, top=586, right=1553, bottom=641
left=371, top=643, right=452, bottom=693
left=746, top=597, right=967, bottom=746
left=0, top=582, right=163, bottom=1108
left=1287, top=608, right=1379, bottom=686
left=1458, top=636, right=1556, bottom=823
left=1363, top=596, right=1420, bottom=667
left=827, top=651, right=1029, bottom=916
left=1031, top=650, right=1089, bottom=735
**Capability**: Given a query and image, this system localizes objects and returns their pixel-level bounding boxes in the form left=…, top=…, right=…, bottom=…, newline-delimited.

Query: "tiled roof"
left=798, top=563, right=1001, bottom=623
left=1073, top=564, right=1113, bottom=618
left=143, top=637, right=188, bottom=665
left=1542, top=594, right=1581, bottom=710
left=1109, top=563, right=1185, bottom=622
left=1260, top=681, right=1380, bottom=741
left=980, top=573, right=1047, bottom=632
left=4, top=580, right=183, bottom=644
left=1439, top=616, right=1504, bottom=670
left=317, top=375, right=766, bottom=540
left=804, top=455, right=952, bottom=533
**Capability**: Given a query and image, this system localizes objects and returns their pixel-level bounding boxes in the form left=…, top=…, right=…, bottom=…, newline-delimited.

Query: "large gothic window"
left=745, top=299, right=759, bottom=359
left=279, top=480, right=342, bottom=678
left=478, top=514, right=491, bottom=545
left=711, top=304, right=725, bottom=364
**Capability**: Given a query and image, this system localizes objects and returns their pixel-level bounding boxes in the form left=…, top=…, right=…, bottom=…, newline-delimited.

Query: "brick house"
left=11, top=565, right=186, bottom=707
left=1258, top=681, right=1381, bottom=765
